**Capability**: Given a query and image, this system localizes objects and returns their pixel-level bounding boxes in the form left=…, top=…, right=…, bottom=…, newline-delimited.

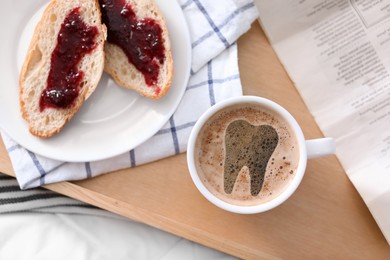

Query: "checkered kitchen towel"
left=1, top=0, right=258, bottom=190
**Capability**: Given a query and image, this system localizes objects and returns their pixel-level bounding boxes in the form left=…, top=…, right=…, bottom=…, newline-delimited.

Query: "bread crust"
left=102, top=0, right=173, bottom=99
left=19, top=0, right=106, bottom=138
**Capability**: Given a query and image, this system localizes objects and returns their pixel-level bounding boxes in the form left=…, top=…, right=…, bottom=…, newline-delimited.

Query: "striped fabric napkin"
left=0, top=174, right=118, bottom=216
left=1, top=0, right=258, bottom=190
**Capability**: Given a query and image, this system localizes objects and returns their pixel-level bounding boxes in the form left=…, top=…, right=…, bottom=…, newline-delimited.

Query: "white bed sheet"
left=0, top=213, right=236, bottom=259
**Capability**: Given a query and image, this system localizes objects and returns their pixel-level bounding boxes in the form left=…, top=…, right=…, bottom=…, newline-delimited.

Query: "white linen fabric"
left=0, top=174, right=236, bottom=259
left=1, top=0, right=259, bottom=189
left=0, top=213, right=236, bottom=260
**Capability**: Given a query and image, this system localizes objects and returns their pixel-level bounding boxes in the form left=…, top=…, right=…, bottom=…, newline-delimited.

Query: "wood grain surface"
left=1, top=22, right=389, bottom=259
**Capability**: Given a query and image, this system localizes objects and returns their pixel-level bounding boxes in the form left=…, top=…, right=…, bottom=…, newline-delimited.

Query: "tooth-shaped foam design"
left=224, top=120, right=278, bottom=196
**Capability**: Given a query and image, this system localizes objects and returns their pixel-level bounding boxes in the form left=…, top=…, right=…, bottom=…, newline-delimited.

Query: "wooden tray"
left=1, top=23, right=389, bottom=259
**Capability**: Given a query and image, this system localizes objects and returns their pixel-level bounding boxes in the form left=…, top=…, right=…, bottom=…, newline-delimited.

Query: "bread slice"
left=19, top=0, right=106, bottom=138
left=101, top=0, right=173, bottom=99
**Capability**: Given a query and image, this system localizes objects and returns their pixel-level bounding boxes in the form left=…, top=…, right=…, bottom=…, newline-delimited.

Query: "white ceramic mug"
left=187, top=96, right=335, bottom=214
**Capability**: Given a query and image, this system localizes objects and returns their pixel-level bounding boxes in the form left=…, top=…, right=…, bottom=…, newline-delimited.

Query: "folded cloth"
left=1, top=0, right=258, bottom=189
left=182, top=0, right=259, bottom=72
left=0, top=174, right=118, bottom=217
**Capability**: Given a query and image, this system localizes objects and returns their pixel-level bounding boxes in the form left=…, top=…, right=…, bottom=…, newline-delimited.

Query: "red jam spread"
left=99, top=0, right=165, bottom=86
left=40, top=7, right=99, bottom=112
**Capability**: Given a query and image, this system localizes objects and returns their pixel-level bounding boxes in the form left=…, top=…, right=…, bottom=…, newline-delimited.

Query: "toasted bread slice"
left=19, top=0, right=106, bottom=138
left=100, top=0, right=173, bottom=99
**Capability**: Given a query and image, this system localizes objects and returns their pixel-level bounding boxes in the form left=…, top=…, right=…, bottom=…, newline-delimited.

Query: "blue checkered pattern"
left=1, top=0, right=258, bottom=189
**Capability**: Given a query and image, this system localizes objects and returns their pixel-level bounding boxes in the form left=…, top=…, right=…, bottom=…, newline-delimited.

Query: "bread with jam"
left=99, top=0, right=173, bottom=99
left=19, top=0, right=106, bottom=138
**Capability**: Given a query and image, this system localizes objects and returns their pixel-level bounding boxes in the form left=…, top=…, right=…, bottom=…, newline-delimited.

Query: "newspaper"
left=254, top=0, right=390, bottom=243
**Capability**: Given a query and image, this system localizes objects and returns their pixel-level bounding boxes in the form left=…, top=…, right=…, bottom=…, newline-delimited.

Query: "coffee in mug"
left=194, top=104, right=299, bottom=206
left=187, top=96, right=335, bottom=214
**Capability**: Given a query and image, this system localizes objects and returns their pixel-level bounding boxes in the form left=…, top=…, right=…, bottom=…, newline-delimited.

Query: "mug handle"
left=305, top=137, right=336, bottom=159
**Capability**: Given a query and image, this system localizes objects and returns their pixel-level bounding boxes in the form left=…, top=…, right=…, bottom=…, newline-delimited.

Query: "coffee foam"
left=224, top=120, right=278, bottom=196
left=195, top=104, right=300, bottom=206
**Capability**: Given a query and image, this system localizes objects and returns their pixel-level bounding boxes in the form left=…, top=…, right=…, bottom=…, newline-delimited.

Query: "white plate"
left=0, top=0, right=191, bottom=162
